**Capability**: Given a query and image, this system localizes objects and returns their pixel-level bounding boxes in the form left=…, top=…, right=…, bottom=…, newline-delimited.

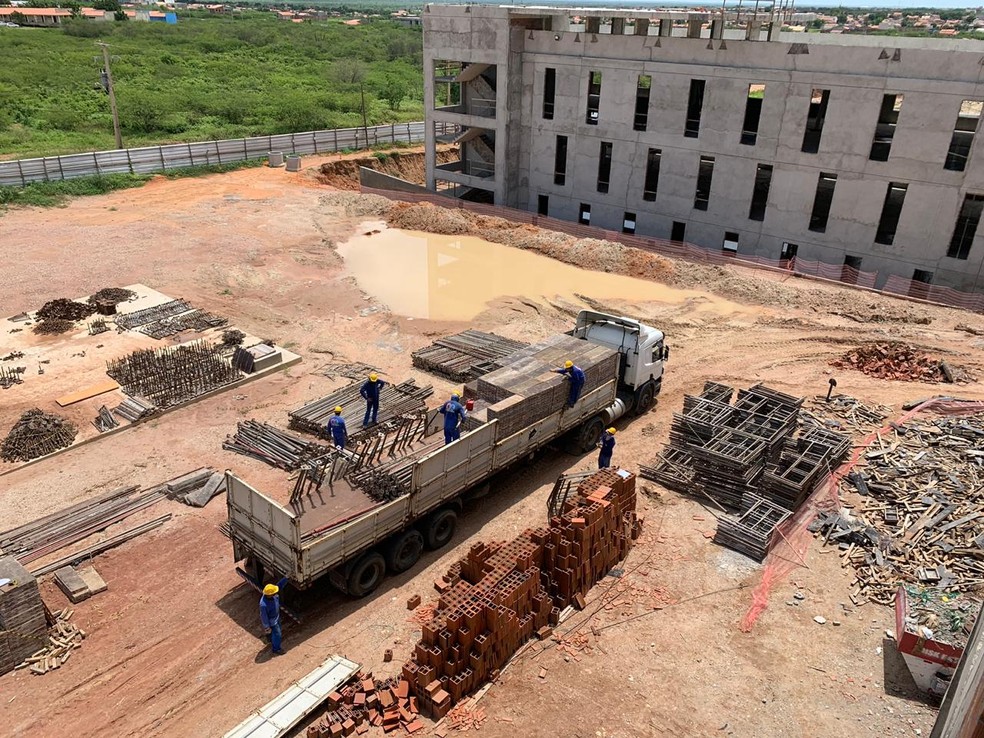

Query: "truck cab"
left=571, top=310, right=668, bottom=416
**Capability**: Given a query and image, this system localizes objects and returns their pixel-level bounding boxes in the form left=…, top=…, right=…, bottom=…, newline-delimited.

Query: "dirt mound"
left=832, top=342, right=946, bottom=382
left=317, top=147, right=458, bottom=190
left=320, top=191, right=394, bottom=218
left=386, top=203, right=676, bottom=284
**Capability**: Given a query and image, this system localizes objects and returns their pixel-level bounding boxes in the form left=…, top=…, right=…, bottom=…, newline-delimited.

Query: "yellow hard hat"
left=263, top=584, right=279, bottom=596
left=564, top=360, right=573, bottom=369
left=369, top=373, right=378, bottom=381
left=607, top=427, right=616, bottom=435
left=334, top=406, right=343, bottom=414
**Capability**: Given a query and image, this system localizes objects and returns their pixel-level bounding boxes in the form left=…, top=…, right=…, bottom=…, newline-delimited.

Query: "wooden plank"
left=56, top=379, right=120, bottom=407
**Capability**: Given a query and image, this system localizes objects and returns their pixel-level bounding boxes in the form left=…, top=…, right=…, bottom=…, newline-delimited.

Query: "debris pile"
left=902, top=585, right=978, bottom=650
left=812, top=412, right=984, bottom=605
left=32, top=318, right=76, bottom=335
left=1, top=351, right=24, bottom=361
left=832, top=342, right=948, bottom=382
left=307, top=673, right=423, bottom=736
left=20, top=609, right=86, bottom=676
left=220, top=328, right=246, bottom=347
left=804, top=394, right=890, bottom=437
left=0, top=365, right=25, bottom=389
left=106, top=340, right=241, bottom=409
left=320, top=362, right=378, bottom=380
left=35, top=298, right=95, bottom=322
left=399, top=469, right=640, bottom=715
left=86, top=287, right=136, bottom=306
left=1, top=409, right=77, bottom=462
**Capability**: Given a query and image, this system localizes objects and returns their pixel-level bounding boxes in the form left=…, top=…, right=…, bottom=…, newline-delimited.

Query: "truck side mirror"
left=663, top=345, right=670, bottom=362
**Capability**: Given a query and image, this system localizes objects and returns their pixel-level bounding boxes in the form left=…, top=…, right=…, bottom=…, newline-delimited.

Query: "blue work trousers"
left=363, top=400, right=379, bottom=426
left=268, top=622, right=282, bottom=652
left=598, top=452, right=612, bottom=469
left=568, top=381, right=584, bottom=407
left=444, top=427, right=461, bottom=445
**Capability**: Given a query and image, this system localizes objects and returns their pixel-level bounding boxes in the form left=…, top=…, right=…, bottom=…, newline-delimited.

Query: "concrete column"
left=687, top=17, right=702, bottom=38
left=767, top=21, right=781, bottom=40
left=746, top=20, right=763, bottom=40
left=710, top=18, right=724, bottom=39
left=586, top=17, right=600, bottom=33
left=634, top=18, right=650, bottom=35
left=611, top=17, right=625, bottom=35
left=658, top=18, right=673, bottom=37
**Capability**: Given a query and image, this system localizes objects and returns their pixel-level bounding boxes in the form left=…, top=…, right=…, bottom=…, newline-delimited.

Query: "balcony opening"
left=869, top=93, right=903, bottom=162
left=801, top=88, right=829, bottom=154
left=740, top=84, right=765, bottom=145
left=944, top=99, right=981, bottom=172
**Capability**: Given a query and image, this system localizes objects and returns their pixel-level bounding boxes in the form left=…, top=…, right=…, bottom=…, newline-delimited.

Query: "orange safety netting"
left=740, top=397, right=984, bottom=633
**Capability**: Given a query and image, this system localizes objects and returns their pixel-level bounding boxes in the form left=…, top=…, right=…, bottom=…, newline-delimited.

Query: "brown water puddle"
left=338, top=226, right=746, bottom=321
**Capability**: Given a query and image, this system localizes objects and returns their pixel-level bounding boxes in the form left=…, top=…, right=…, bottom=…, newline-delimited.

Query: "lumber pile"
left=18, top=608, right=86, bottom=676
left=832, top=342, right=948, bottom=382
left=1, top=408, right=77, bottom=463
left=399, top=469, right=640, bottom=715
left=308, top=673, right=423, bottom=736
left=464, top=335, right=619, bottom=438
left=812, top=412, right=984, bottom=606
left=411, top=330, right=528, bottom=382
left=289, top=379, right=433, bottom=440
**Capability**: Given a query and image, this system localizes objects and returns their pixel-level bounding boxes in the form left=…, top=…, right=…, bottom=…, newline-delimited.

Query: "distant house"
left=0, top=7, right=71, bottom=26
left=394, top=15, right=421, bottom=27
left=80, top=7, right=111, bottom=21
left=342, top=18, right=360, bottom=26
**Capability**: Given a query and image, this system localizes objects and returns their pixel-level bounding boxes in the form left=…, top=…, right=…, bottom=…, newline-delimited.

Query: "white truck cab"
left=571, top=310, right=669, bottom=417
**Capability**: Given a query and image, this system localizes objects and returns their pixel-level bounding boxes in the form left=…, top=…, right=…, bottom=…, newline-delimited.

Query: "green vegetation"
left=0, top=14, right=423, bottom=159
left=0, top=173, right=152, bottom=207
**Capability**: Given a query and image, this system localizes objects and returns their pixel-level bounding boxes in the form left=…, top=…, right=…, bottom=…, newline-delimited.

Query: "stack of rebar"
left=1, top=409, right=77, bottom=463
left=348, top=456, right=416, bottom=502
left=114, top=299, right=192, bottom=331
left=140, top=310, right=227, bottom=339
left=713, top=494, right=792, bottom=561
left=106, top=340, right=241, bottom=409
left=0, top=485, right=165, bottom=566
left=224, top=420, right=330, bottom=471
left=288, top=379, right=433, bottom=438
left=92, top=405, right=119, bottom=432
left=411, top=330, right=529, bottom=382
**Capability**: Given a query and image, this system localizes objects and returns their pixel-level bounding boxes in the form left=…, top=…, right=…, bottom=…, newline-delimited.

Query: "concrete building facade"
left=423, top=5, right=984, bottom=293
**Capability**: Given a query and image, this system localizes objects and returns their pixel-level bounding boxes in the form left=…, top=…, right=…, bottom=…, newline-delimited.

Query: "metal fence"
left=0, top=122, right=427, bottom=187
left=360, top=185, right=984, bottom=315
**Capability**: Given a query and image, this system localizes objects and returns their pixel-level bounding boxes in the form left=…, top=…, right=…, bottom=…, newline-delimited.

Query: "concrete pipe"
left=268, top=151, right=284, bottom=167
left=285, top=155, right=301, bottom=172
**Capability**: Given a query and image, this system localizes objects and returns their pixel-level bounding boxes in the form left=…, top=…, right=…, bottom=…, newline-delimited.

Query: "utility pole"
left=359, top=82, right=370, bottom=148
left=96, top=42, right=123, bottom=150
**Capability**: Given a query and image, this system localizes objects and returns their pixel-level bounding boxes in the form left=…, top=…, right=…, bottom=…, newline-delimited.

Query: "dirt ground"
left=1, top=156, right=984, bottom=738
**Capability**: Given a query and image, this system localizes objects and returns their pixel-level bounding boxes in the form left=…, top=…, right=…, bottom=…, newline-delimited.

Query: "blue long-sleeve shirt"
left=259, top=577, right=289, bottom=628
left=327, top=415, right=347, bottom=444
left=555, top=365, right=586, bottom=388
left=360, top=379, right=386, bottom=402
left=439, top=400, right=467, bottom=431
left=600, top=433, right=616, bottom=456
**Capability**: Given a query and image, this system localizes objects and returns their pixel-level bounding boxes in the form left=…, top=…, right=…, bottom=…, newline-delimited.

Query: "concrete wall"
left=424, top=5, right=984, bottom=292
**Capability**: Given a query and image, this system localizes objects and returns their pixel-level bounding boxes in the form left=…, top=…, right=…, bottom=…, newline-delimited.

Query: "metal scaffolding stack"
left=411, top=330, right=529, bottom=382
left=642, top=381, right=849, bottom=520
left=288, top=379, right=433, bottom=440
left=713, top=494, right=792, bottom=562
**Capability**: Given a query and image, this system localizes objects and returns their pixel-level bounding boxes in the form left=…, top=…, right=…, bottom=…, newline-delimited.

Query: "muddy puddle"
left=337, top=226, right=743, bottom=321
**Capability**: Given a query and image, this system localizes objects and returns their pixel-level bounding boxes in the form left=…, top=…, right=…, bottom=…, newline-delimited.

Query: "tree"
left=810, top=18, right=824, bottom=29
left=92, top=0, right=121, bottom=10
left=836, top=13, right=847, bottom=24
left=378, top=75, right=406, bottom=111
left=333, top=58, right=366, bottom=86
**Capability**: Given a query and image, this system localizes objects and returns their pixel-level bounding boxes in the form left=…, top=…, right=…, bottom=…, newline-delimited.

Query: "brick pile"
left=832, top=342, right=946, bottom=382
left=400, top=469, right=641, bottom=717
left=0, top=556, right=48, bottom=676
left=307, top=672, right=424, bottom=736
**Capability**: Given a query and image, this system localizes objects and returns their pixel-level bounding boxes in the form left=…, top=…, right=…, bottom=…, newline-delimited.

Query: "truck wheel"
left=386, top=529, right=424, bottom=574
left=577, top=416, right=605, bottom=453
left=424, top=508, right=458, bottom=550
left=635, top=381, right=657, bottom=415
left=346, top=551, right=386, bottom=598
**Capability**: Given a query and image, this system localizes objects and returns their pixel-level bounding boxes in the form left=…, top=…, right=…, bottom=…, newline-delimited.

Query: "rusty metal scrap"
left=139, top=309, right=227, bottom=340
left=1, top=409, right=77, bottom=463
left=36, top=298, right=95, bottom=322
left=106, top=340, right=240, bottom=409
left=114, top=299, right=192, bottom=331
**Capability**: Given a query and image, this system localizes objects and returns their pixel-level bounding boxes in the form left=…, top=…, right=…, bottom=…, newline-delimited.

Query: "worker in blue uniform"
left=439, top=393, right=467, bottom=445
left=598, top=427, right=616, bottom=469
left=360, top=372, right=387, bottom=427
left=554, top=360, right=586, bottom=407
left=327, top=406, right=348, bottom=449
left=259, top=577, right=289, bottom=655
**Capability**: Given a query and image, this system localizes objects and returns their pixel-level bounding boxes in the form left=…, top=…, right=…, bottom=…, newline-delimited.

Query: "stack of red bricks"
left=307, top=672, right=424, bottom=736
left=401, top=469, right=640, bottom=717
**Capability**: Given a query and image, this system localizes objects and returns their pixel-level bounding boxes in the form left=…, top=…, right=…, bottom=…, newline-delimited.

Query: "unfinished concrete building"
left=423, top=5, right=984, bottom=293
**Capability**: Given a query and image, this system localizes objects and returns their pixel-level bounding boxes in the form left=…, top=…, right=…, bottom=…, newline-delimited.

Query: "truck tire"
left=635, top=381, right=657, bottom=415
left=424, top=508, right=458, bottom=550
left=346, top=551, right=386, bottom=598
left=386, top=529, right=424, bottom=574
left=576, top=416, right=605, bottom=453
